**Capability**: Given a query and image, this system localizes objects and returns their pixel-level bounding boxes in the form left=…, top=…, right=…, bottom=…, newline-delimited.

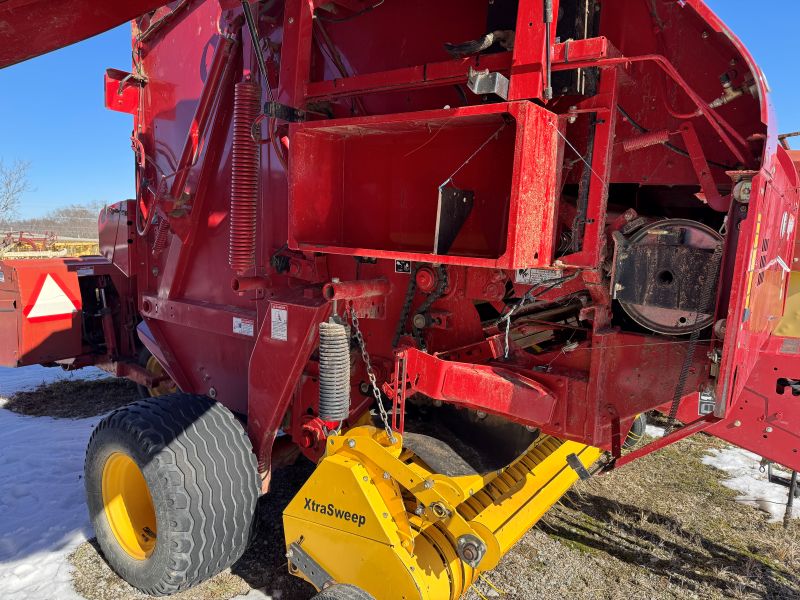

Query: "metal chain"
left=350, top=307, right=394, bottom=440
left=392, top=263, right=419, bottom=348
left=665, top=243, right=724, bottom=434
left=410, top=265, right=449, bottom=351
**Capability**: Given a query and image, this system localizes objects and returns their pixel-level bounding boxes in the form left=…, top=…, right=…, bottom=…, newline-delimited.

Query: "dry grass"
left=467, top=433, right=800, bottom=600
left=3, top=378, right=139, bottom=419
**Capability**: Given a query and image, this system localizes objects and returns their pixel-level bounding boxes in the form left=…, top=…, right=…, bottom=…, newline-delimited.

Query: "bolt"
left=734, top=420, right=742, bottom=427
left=765, top=427, right=774, bottom=433
left=208, top=387, right=217, bottom=399
left=363, top=476, right=369, bottom=482
left=287, top=16, right=294, bottom=24
left=568, top=106, right=578, bottom=124
left=286, top=549, right=294, bottom=558
left=382, top=512, right=389, bottom=519
left=433, top=400, right=443, bottom=407
left=383, top=471, right=391, bottom=480
left=151, top=267, right=159, bottom=276
left=359, top=381, right=370, bottom=395
left=701, top=30, right=709, bottom=39
left=389, top=436, right=398, bottom=445
left=415, top=505, right=425, bottom=516
left=347, top=439, right=356, bottom=448
left=423, top=479, right=434, bottom=489
left=476, top=411, right=487, bottom=420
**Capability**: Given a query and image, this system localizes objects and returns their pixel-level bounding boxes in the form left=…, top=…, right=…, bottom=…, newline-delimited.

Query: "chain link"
left=350, top=307, right=395, bottom=441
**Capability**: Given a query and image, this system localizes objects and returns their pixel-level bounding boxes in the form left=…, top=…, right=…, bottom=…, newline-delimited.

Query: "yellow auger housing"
left=283, top=426, right=602, bottom=599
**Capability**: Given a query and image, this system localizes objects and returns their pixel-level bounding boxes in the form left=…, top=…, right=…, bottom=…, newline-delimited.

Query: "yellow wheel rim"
left=102, top=452, right=157, bottom=560
left=145, top=355, right=177, bottom=397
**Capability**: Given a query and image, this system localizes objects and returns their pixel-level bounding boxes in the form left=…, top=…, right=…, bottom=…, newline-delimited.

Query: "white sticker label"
left=0, top=271, right=4, bottom=283
left=77, top=267, right=95, bottom=277
left=271, top=304, right=288, bottom=341
left=515, top=268, right=564, bottom=286
left=233, top=316, right=255, bottom=337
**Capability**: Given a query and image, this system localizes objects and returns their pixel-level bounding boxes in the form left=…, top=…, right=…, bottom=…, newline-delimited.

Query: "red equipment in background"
left=0, top=0, right=799, bottom=489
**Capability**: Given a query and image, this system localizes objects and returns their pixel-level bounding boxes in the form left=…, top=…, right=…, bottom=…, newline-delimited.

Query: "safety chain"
left=350, top=307, right=395, bottom=441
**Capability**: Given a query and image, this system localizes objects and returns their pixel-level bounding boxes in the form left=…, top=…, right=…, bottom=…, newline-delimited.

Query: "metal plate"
left=614, top=219, right=722, bottom=335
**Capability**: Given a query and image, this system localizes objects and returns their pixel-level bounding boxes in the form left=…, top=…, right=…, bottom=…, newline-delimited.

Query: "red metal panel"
left=0, top=0, right=164, bottom=68
left=0, top=260, right=83, bottom=366
left=288, top=101, right=560, bottom=269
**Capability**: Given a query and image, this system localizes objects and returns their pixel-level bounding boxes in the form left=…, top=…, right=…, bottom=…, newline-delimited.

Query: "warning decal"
left=271, top=304, right=288, bottom=341
left=23, top=273, right=81, bottom=323
left=233, top=316, right=255, bottom=337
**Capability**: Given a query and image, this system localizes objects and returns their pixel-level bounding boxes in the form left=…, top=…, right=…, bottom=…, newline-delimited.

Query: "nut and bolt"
left=383, top=471, right=391, bottom=480
left=423, top=479, right=434, bottom=489
left=568, top=106, right=578, bottom=124
left=347, top=439, right=356, bottom=448
left=414, top=504, right=425, bottom=516
left=765, top=427, right=774, bottom=433
left=208, top=387, right=217, bottom=399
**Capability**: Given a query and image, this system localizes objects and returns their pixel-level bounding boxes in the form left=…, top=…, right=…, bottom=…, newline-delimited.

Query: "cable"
left=315, top=0, right=385, bottom=22
left=616, top=105, right=733, bottom=170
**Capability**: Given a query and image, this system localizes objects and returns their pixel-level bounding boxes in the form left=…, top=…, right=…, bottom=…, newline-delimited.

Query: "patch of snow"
left=645, top=424, right=665, bottom=438
left=0, top=365, right=108, bottom=406
left=703, top=446, right=798, bottom=523
left=0, top=409, right=99, bottom=599
left=0, top=365, right=108, bottom=599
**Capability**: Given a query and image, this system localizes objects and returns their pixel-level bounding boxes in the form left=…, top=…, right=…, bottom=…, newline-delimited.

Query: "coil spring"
left=151, top=217, right=170, bottom=254
left=318, top=320, right=351, bottom=422
left=622, top=129, right=671, bottom=153
left=229, top=80, right=261, bottom=274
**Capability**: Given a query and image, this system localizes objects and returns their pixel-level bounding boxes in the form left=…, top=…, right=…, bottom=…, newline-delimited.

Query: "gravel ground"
left=8, top=381, right=791, bottom=600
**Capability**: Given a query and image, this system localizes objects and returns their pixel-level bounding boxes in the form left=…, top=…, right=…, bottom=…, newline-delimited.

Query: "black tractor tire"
left=313, top=584, right=376, bottom=600
left=84, top=393, right=260, bottom=596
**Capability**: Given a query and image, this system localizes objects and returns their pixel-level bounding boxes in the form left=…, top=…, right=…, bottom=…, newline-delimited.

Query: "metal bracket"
left=467, top=67, right=510, bottom=100
left=265, top=101, right=306, bottom=122
left=566, top=453, right=591, bottom=480
left=286, top=542, right=334, bottom=590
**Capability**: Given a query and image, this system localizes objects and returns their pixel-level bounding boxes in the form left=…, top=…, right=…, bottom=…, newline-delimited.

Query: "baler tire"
left=312, top=584, right=376, bottom=600
left=84, top=393, right=260, bottom=596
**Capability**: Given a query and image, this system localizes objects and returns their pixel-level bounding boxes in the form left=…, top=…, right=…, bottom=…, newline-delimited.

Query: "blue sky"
left=0, top=1, right=797, bottom=218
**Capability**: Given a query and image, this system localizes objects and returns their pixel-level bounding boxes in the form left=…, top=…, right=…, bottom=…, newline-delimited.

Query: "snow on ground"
left=703, top=446, right=798, bottom=523
left=0, top=365, right=107, bottom=600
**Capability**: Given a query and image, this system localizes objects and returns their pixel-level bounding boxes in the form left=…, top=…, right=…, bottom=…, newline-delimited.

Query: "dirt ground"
left=15, top=379, right=798, bottom=600
left=3, top=377, right=139, bottom=419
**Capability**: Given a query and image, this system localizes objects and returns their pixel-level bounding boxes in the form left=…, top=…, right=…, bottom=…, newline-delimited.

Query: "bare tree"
left=0, top=159, right=31, bottom=225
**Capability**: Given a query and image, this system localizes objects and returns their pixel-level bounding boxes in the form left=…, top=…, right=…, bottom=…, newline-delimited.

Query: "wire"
left=616, top=105, right=733, bottom=170
left=315, top=0, right=385, bottom=22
